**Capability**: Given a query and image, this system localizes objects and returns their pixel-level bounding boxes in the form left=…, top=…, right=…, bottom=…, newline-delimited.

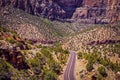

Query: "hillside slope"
left=0, top=26, right=69, bottom=80
left=62, top=25, right=120, bottom=51
left=0, top=6, right=74, bottom=42
left=61, top=25, right=120, bottom=80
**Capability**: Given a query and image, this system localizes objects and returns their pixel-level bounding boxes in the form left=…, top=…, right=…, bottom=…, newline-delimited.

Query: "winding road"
left=64, top=51, right=76, bottom=80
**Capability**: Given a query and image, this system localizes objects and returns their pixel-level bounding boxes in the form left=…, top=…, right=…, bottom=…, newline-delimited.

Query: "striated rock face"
left=73, top=0, right=120, bottom=23
left=0, top=0, right=120, bottom=23
left=0, top=0, right=82, bottom=20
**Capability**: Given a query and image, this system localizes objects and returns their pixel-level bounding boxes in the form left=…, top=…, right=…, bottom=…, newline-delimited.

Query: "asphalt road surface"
left=64, top=51, right=76, bottom=80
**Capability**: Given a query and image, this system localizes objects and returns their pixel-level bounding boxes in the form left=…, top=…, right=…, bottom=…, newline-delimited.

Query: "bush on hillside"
left=86, top=61, right=93, bottom=72
left=77, top=52, right=83, bottom=59
left=49, top=61, right=61, bottom=74
left=98, top=66, right=107, bottom=77
left=43, top=70, right=57, bottom=80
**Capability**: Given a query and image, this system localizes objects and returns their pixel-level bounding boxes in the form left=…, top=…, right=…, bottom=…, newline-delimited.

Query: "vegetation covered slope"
left=62, top=25, right=120, bottom=51
left=0, top=26, right=69, bottom=80
left=76, top=41, right=120, bottom=80
left=62, top=24, right=120, bottom=80
left=0, top=6, right=74, bottom=42
left=77, top=43, right=120, bottom=80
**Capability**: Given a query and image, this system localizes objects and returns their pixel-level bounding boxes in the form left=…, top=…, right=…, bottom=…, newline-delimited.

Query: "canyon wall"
left=0, top=0, right=120, bottom=23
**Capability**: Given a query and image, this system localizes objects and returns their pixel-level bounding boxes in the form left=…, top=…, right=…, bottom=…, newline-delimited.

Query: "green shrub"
left=86, top=62, right=93, bottom=72
left=77, top=52, right=83, bottom=59
left=36, top=44, right=42, bottom=48
left=27, top=44, right=32, bottom=49
left=28, top=53, right=45, bottom=74
left=98, top=58, right=120, bottom=72
left=0, top=59, right=9, bottom=74
left=63, top=49, right=69, bottom=54
left=83, top=52, right=100, bottom=64
left=43, top=70, right=57, bottom=80
left=0, top=27, right=9, bottom=32
left=98, top=66, right=107, bottom=77
left=109, top=62, right=120, bottom=72
left=0, top=58, right=12, bottom=79
left=16, top=42, right=22, bottom=47
left=96, top=74, right=103, bottom=80
left=49, top=61, right=61, bottom=74
left=26, top=40, right=33, bottom=44
left=99, top=58, right=110, bottom=67
left=6, top=38, right=16, bottom=44
left=41, top=48, right=52, bottom=58
left=57, top=53, right=68, bottom=64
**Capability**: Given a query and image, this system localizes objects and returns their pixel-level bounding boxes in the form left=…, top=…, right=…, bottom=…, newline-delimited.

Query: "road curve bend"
left=64, top=51, right=76, bottom=80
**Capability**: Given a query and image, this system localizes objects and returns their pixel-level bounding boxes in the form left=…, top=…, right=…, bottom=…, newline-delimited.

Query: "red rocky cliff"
left=0, top=0, right=120, bottom=23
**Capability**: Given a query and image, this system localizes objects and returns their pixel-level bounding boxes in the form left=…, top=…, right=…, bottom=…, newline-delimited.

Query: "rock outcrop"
left=73, top=0, right=120, bottom=23
left=0, top=28, right=30, bottom=70
left=0, top=0, right=120, bottom=23
left=0, top=49, right=29, bottom=70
